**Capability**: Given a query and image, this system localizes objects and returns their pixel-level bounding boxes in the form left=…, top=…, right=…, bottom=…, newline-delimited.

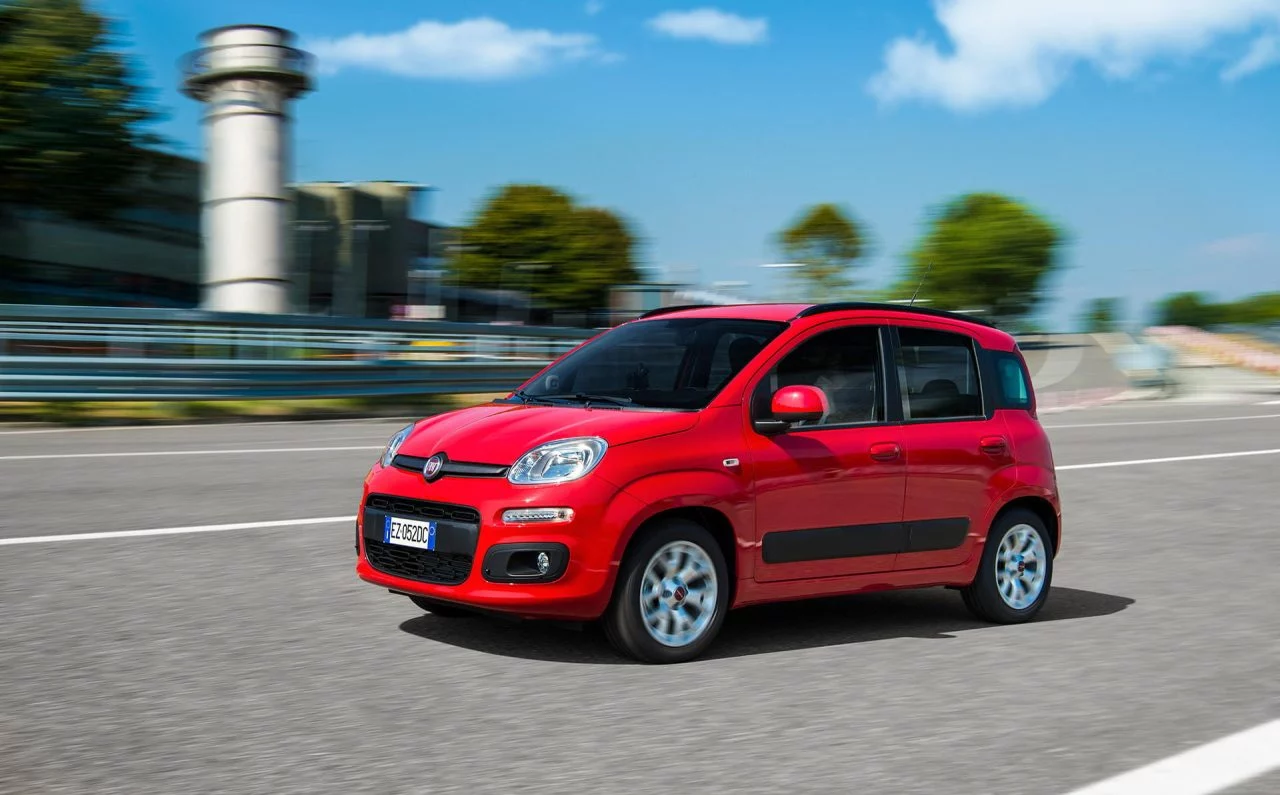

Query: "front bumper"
left=354, top=463, right=636, bottom=621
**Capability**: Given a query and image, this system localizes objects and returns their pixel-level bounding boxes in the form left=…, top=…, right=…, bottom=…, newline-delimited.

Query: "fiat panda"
left=355, top=302, right=1061, bottom=663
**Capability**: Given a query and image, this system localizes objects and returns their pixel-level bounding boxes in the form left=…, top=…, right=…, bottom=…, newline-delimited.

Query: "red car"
left=355, top=302, right=1061, bottom=663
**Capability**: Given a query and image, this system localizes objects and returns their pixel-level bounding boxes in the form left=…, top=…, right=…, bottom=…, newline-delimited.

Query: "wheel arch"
left=993, top=495, right=1060, bottom=557
left=623, top=506, right=740, bottom=607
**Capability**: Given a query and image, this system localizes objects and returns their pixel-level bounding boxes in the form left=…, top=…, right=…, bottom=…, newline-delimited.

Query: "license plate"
left=383, top=515, right=436, bottom=551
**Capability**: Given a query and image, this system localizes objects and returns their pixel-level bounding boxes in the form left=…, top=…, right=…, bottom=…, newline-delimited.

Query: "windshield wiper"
left=541, top=393, right=636, bottom=408
left=508, top=389, right=564, bottom=406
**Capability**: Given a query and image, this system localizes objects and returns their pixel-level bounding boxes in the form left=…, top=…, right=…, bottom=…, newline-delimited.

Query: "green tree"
left=776, top=203, right=866, bottom=300
left=1153, top=292, right=1224, bottom=328
left=1151, top=291, right=1280, bottom=328
left=897, top=193, right=1063, bottom=327
left=0, top=0, right=161, bottom=222
left=450, top=184, right=640, bottom=312
left=1226, top=292, right=1280, bottom=325
left=1081, top=297, right=1123, bottom=333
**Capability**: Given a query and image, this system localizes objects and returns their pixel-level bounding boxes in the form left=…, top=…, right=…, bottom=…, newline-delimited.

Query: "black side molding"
left=904, top=518, right=969, bottom=553
left=762, top=518, right=971, bottom=564
left=762, top=522, right=903, bottom=564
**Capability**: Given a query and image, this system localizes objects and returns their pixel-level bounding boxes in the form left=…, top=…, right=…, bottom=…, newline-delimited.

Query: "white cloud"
left=308, top=17, right=613, bottom=80
left=647, top=8, right=769, bottom=45
left=1200, top=233, right=1270, bottom=257
left=1223, top=31, right=1280, bottom=80
left=585, top=0, right=604, bottom=16
left=868, top=0, right=1280, bottom=111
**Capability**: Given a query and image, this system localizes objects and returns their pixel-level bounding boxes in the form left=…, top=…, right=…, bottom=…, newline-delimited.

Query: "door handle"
left=869, top=442, right=901, bottom=462
left=980, top=436, right=1008, bottom=456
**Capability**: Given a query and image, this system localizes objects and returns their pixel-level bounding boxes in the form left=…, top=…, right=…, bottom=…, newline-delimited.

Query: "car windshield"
left=512, top=317, right=786, bottom=410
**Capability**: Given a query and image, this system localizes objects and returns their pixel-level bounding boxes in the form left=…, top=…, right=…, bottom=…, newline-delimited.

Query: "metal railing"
left=0, top=304, right=596, bottom=401
left=2, top=304, right=1192, bottom=402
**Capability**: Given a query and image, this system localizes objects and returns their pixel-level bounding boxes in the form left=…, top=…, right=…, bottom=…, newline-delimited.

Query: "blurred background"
left=3, top=5, right=1280, bottom=794
left=0, top=0, right=1277, bottom=421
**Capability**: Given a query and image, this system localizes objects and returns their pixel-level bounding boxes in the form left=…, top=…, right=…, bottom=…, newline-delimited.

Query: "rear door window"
left=895, top=327, right=984, bottom=420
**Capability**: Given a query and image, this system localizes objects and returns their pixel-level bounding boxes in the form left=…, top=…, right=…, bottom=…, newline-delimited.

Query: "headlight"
left=379, top=423, right=415, bottom=468
left=508, top=437, right=607, bottom=485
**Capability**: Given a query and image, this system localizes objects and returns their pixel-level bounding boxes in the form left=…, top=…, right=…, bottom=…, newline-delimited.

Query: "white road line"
left=1061, top=718, right=1280, bottom=795
left=1059, top=448, right=1280, bottom=471
left=1045, top=413, right=1280, bottom=429
left=0, top=516, right=355, bottom=546
left=5, top=447, right=1279, bottom=547
left=1258, top=399, right=1280, bottom=406
left=0, top=445, right=382, bottom=462
left=0, top=417, right=417, bottom=436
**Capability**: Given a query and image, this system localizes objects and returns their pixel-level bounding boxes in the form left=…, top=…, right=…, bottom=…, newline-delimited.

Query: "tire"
left=603, top=519, right=730, bottom=664
left=408, top=595, right=472, bottom=618
left=961, top=508, right=1054, bottom=623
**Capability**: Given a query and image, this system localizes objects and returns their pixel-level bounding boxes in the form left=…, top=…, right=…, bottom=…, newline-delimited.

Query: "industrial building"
left=0, top=24, right=448, bottom=319
left=290, top=180, right=440, bottom=318
left=0, top=152, right=455, bottom=317
left=0, top=152, right=202, bottom=308
left=0, top=158, right=679, bottom=324
left=1, top=24, right=688, bottom=325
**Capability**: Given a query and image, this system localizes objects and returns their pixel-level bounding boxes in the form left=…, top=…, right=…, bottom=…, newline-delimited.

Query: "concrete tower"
left=182, top=25, right=313, bottom=314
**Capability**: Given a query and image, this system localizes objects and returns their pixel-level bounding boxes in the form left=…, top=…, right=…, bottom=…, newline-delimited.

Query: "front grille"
left=391, top=455, right=507, bottom=479
left=363, top=494, right=480, bottom=586
left=366, top=494, right=480, bottom=525
left=364, top=539, right=473, bottom=585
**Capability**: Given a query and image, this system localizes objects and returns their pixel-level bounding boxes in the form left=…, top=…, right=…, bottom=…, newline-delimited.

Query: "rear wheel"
left=409, top=595, right=472, bottom=618
left=961, top=508, right=1054, bottom=623
left=603, top=519, right=729, bottom=664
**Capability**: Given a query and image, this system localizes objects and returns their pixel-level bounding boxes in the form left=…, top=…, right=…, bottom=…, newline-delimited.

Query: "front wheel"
left=603, top=519, right=730, bottom=664
left=961, top=508, right=1054, bottom=623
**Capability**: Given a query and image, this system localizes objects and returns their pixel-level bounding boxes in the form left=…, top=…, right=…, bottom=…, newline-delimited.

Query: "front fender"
left=610, top=468, right=754, bottom=581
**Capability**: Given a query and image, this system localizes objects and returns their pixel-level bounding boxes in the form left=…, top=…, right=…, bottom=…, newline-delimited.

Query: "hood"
left=399, top=402, right=699, bottom=464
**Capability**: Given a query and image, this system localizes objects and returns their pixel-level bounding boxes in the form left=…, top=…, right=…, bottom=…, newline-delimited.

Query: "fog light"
left=536, top=551, right=551, bottom=575
left=502, top=507, right=575, bottom=524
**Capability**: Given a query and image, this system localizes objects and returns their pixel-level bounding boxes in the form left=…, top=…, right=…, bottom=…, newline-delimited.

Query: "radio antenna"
left=909, top=261, right=933, bottom=306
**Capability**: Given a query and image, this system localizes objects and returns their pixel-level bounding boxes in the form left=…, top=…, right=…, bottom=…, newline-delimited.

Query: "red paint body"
left=355, top=304, right=1062, bottom=621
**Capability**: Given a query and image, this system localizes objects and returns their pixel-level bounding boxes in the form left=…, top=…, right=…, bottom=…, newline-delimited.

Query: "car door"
left=746, top=322, right=907, bottom=583
left=891, top=323, right=1010, bottom=571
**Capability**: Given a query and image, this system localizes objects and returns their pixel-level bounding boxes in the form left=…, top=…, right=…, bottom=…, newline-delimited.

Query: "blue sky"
left=99, top=0, right=1280, bottom=329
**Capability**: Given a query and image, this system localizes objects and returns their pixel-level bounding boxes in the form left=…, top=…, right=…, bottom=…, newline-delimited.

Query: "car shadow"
left=397, top=586, right=1135, bottom=665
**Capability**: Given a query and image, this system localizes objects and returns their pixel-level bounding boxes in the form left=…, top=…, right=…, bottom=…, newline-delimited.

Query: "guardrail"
left=0, top=304, right=596, bottom=401
left=6, top=304, right=1216, bottom=403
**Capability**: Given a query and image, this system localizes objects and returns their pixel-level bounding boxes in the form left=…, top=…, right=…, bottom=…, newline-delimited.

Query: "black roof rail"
left=792, top=302, right=995, bottom=328
left=637, top=304, right=716, bottom=319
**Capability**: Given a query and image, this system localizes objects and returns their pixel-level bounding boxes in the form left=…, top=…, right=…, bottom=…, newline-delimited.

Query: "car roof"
left=637, top=303, right=811, bottom=322
left=634, top=302, right=1017, bottom=349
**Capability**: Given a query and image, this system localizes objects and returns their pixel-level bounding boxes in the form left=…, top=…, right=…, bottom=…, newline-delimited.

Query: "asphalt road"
left=2, top=399, right=1278, bottom=794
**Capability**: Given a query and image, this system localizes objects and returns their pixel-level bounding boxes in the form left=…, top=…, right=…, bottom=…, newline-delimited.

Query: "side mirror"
left=754, top=385, right=827, bottom=434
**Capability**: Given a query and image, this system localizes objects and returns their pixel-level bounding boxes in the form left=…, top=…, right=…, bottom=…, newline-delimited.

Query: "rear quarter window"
left=993, top=351, right=1033, bottom=410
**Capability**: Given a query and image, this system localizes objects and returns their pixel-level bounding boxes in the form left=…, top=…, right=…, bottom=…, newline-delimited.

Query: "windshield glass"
left=514, top=317, right=786, bottom=410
